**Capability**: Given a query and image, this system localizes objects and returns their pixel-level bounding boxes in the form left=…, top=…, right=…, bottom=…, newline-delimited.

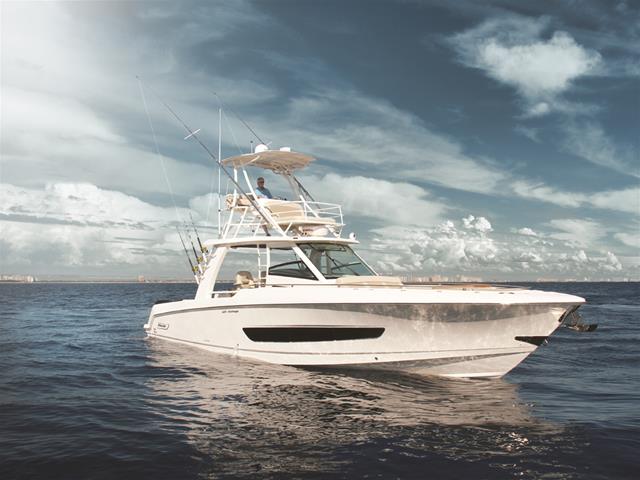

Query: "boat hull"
left=145, top=299, right=579, bottom=378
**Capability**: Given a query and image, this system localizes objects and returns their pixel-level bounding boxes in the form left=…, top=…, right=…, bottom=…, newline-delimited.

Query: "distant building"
left=0, top=274, right=36, bottom=283
left=401, top=274, right=483, bottom=284
left=137, top=275, right=146, bottom=283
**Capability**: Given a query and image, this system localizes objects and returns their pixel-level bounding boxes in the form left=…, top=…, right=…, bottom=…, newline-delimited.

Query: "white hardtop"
left=221, top=148, right=314, bottom=173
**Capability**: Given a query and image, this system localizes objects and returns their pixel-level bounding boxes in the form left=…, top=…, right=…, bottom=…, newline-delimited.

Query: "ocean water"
left=0, top=282, right=638, bottom=479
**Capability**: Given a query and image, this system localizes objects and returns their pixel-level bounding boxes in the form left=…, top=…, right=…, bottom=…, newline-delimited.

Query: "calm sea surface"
left=0, top=282, right=638, bottom=479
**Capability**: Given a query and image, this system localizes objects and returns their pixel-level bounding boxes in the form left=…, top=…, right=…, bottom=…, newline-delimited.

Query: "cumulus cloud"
left=448, top=15, right=601, bottom=116
left=0, top=182, right=202, bottom=277
left=462, top=215, right=492, bottom=233
left=516, top=227, right=538, bottom=237
left=477, top=31, right=599, bottom=98
left=367, top=215, right=630, bottom=280
left=370, top=216, right=498, bottom=274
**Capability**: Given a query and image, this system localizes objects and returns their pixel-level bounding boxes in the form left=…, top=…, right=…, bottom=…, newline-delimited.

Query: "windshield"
left=299, top=243, right=374, bottom=279
left=268, top=243, right=375, bottom=280
left=268, top=247, right=316, bottom=280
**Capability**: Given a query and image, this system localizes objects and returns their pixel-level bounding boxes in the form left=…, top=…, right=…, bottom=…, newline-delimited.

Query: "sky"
left=1, top=0, right=638, bottom=281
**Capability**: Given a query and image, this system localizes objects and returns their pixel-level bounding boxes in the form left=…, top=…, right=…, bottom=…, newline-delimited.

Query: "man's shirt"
left=256, top=186, right=273, bottom=199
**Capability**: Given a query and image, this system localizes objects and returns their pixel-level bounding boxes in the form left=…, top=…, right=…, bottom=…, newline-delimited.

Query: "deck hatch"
left=243, top=327, right=384, bottom=342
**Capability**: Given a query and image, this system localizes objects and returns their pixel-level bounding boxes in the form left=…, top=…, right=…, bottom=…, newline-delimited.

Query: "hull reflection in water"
left=145, top=341, right=574, bottom=478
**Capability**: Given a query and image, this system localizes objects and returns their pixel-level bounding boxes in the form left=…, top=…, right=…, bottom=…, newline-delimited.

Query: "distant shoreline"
left=0, top=280, right=196, bottom=284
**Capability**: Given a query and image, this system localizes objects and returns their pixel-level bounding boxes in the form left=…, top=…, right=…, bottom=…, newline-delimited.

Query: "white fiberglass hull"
left=145, top=286, right=584, bottom=378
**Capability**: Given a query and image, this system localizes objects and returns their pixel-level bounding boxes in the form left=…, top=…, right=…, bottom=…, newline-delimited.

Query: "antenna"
left=217, top=107, right=222, bottom=237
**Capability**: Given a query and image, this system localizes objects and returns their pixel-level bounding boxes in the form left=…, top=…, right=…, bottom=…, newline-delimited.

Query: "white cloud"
left=477, top=31, right=600, bottom=98
left=0, top=1, right=272, bottom=198
left=602, top=251, right=623, bottom=271
left=514, top=125, right=540, bottom=143
left=615, top=232, right=640, bottom=249
left=516, top=227, right=538, bottom=236
left=366, top=215, right=632, bottom=280
left=3, top=87, right=122, bottom=144
left=1, top=0, right=511, bottom=212
left=265, top=89, right=506, bottom=195
left=508, top=181, right=640, bottom=216
left=448, top=16, right=601, bottom=115
left=514, top=251, right=543, bottom=264
left=548, top=218, right=605, bottom=247
left=1, top=84, right=217, bottom=196
left=371, top=216, right=498, bottom=274
left=462, top=215, right=492, bottom=233
left=527, top=102, right=551, bottom=117
left=562, top=121, right=640, bottom=178
left=300, top=173, right=448, bottom=227
left=0, top=1, right=635, bottom=281
left=0, top=182, right=201, bottom=276
left=591, top=187, right=640, bottom=214
left=511, top=181, right=586, bottom=208
left=0, top=182, right=184, bottom=228
left=572, top=249, right=588, bottom=263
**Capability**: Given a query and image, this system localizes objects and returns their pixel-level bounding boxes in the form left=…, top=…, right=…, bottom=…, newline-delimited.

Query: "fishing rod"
left=176, top=227, right=197, bottom=275
left=137, top=77, right=275, bottom=229
left=183, top=221, right=203, bottom=265
left=213, top=92, right=266, bottom=145
left=189, top=212, right=207, bottom=255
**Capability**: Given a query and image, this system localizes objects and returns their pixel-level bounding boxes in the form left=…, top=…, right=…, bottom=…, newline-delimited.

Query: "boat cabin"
left=199, top=238, right=377, bottom=296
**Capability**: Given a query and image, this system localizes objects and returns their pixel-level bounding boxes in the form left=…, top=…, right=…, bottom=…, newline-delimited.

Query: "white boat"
left=145, top=145, right=585, bottom=378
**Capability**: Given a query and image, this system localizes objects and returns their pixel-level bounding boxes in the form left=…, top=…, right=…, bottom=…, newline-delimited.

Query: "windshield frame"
left=296, top=242, right=375, bottom=279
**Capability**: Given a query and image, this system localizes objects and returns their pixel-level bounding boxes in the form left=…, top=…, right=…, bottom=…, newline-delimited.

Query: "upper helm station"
left=192, top=144, right=381, bottom=300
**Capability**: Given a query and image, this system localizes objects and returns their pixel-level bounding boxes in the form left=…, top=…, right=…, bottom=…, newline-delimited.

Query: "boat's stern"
left=144, top=299, right=191, bottom=337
